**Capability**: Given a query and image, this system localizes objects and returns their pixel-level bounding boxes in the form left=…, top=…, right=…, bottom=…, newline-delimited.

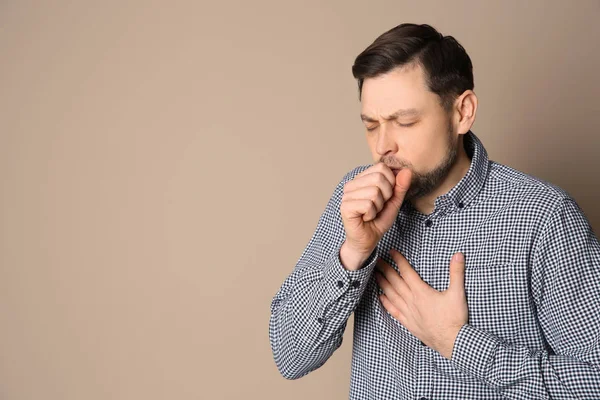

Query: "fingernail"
left=453, top=252, right=465, bottom=262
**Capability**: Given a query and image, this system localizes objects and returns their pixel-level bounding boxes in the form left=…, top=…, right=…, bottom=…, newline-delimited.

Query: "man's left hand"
left=375, top=249, right=468, bottom=359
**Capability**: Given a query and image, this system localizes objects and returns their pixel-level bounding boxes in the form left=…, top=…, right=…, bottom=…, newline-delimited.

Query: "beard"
left=383, top=119, right=459, bottom=201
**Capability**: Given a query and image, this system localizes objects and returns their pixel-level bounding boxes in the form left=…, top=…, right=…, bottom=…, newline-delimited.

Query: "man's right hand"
left=339, top=163, right=412, bottom=271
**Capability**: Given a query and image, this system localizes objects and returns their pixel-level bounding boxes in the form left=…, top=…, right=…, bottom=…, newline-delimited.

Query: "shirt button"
left=458, top=202, right=464, bottom=208
left=351, top=280, right=360, bottom=288
left=420, top=397, right=428, bottom=400
left=425, top=220, right=433, bottom=227
left=337, top=280, right=344, bottom=288
left=317, top=317, right=323, bottom=323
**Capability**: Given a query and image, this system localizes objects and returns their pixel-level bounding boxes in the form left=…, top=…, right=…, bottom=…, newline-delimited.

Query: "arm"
left=268, top=171, right=379, bottom=380
left=451, top=198, right=600, bottom=399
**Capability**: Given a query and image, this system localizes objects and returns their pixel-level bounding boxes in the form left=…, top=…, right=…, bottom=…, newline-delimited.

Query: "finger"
left=376, top=258, right=413, bottom=299
left=376, top=163, right=397, bottom=188
left=354, top=162, right=396, bottom=188
left=373, top=169, right=412, bottom=226
left=374, top=270, right=408, bottom=312
left=341, top=199, right=378, bottom=222
left=386, top=168, right=412, bottom=211
left=342, top=186, right=385, bottom=215
left=448, top=252, right=466, bottom=292
left=390, top=248, right=422, bottom=289
left=344, top=169, right=394, bottom=201
left=379, top=293, right=408, bottom=325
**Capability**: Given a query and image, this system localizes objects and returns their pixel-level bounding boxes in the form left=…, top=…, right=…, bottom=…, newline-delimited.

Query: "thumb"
left=448, top=252, right=466, bottom=292
left=385, top=168, right=412, bottom=212
left=373, top=168, right=412, bottom=231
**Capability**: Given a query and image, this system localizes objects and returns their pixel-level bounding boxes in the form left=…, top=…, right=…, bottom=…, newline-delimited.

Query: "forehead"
left=360, top=63, right=436, bottom=117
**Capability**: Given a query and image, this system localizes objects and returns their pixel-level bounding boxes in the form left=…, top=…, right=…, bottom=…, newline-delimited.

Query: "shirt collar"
left=400, top=130, right=490, bottom=214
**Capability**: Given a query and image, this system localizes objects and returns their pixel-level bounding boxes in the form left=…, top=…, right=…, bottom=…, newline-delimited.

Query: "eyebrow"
left=360, top=108, right=420, bottom=123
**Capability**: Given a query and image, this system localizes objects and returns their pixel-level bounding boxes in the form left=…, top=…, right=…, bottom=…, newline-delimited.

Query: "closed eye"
left=366, top=121, right=415, bottom=131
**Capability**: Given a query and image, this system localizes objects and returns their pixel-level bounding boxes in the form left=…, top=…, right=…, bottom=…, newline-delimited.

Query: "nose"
left=375, top=121, right=398, bottom=156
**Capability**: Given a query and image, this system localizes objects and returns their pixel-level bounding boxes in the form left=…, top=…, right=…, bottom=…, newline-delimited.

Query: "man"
left=269, top=23, right=600, bottom=399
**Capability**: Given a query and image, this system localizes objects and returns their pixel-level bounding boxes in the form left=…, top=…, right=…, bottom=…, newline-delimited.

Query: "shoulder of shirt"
left=485, top=160, right=577, bottom=212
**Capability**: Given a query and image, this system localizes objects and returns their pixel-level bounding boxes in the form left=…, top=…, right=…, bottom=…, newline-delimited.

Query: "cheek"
left=405, top=128, right=450, bottom=171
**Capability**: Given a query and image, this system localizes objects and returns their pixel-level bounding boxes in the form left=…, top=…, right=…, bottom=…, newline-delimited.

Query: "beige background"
left=1, top=1, right=599, bottom=399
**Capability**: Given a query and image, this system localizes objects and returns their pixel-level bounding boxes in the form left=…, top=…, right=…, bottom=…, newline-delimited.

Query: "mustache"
left=378, top=159, right=411, bottom=169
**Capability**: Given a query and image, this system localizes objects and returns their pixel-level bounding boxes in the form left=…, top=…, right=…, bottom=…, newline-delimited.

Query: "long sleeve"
left=269, top=168, right=378, bottom=380
left=450, top=198, right=600, bottom=399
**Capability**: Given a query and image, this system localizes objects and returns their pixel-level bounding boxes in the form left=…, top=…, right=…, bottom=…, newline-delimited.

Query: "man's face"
left=360, top=63, right=459, bottom=200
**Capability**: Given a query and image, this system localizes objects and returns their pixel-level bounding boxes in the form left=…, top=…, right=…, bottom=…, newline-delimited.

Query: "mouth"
left=382, top=162, right=404, bottom=176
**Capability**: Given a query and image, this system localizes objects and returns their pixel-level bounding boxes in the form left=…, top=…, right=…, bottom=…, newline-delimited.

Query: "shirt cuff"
left=321, top=244, right=378, bottom=305
left=451, top=323, right=500, bottom=381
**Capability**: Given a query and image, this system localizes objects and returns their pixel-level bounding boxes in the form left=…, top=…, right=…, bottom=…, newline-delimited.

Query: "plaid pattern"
left=269, top=131, right=600, bottom=399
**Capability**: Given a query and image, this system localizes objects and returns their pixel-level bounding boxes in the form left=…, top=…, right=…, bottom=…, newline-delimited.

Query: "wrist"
left=339, top=242, right=374, bottom=271
left=437, top=324, right=464, bottom=360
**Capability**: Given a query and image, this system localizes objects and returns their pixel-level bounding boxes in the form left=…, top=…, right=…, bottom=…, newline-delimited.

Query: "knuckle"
left=368, top=201, right=377, bottom=213
left=370, top=186, right=381, bottom=200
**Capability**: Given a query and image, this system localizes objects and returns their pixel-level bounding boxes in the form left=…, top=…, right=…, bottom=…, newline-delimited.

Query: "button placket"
left=416, top=214, right=435, bottom=399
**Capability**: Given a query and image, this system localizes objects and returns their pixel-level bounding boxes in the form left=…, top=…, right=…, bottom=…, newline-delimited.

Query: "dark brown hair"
left=352, top=23, right=474, bottom=112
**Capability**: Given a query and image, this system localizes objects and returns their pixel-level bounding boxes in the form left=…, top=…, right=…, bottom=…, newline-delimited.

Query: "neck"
left=410, top=136, right=472, bottom=215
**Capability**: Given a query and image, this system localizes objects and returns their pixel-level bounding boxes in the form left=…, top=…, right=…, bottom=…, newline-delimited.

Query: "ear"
left=452, top=90, right=478, bottom=135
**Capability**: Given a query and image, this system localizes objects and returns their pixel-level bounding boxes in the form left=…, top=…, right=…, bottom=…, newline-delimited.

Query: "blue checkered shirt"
left=269, top=131, right=600, bottom=399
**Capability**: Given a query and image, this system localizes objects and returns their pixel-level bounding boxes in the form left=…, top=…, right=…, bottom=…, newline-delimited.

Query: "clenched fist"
left=339, top=163, right=412, bottom=271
